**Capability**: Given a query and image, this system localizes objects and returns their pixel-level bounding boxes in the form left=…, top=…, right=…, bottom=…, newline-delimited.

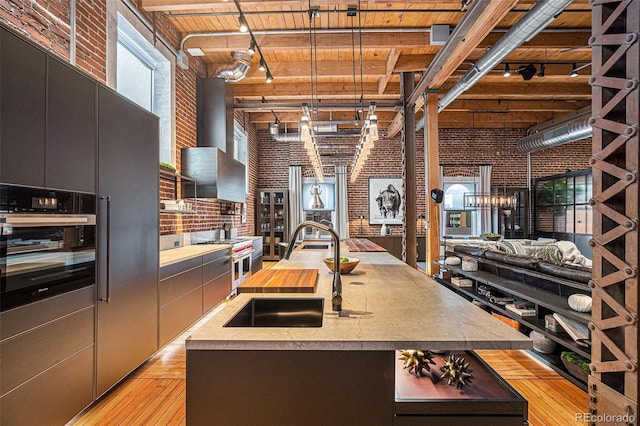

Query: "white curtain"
left=479, top=165, right=492, bottom=234
left=288, top=166, right=303, bottom=241
left=334, top=165, right=349, bottom=238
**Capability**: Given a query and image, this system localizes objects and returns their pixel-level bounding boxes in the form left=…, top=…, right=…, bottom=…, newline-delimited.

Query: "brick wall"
left=258, top=127, right=592, bottom=237
left=1, top=0, right=257, bottom=237
left=1, top=2, right=591, bottom=240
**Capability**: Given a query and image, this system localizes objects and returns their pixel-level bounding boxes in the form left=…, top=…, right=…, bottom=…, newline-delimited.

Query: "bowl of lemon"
left=323, top=257, right=360, bottom=274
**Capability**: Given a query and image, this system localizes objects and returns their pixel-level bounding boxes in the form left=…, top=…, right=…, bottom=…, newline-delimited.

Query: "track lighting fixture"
left=233, top=0, right=274, bottom=83
left=570, top=63, right=578, bottom=77
left=238, top=14, right=249, bottom=33
left=538, top=63, right=545, bottom=77
left=517, top=64, right=537, bottom=81
left=503, top=63, right=511, bottom=77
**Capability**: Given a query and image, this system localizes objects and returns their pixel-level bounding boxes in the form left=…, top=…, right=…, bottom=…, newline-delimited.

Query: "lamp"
left=503, top=63, right=511, bottom=77
left=570, top=63, right=578, bottom=77
left=265, top=71, right=273, bottom=83
left=233, top=0, right=273, bottom=83
left=258, top=58, right=266, bottom=72
left=248, top=38, right=256, bottom=55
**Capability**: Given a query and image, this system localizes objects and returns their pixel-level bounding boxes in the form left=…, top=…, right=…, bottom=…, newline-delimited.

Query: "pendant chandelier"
left=300, top=3, right=323, bottom=182
left=349, top=2, right=379, bottom=182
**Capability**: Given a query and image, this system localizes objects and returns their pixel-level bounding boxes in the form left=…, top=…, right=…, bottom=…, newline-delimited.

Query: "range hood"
left=181, top=77, right=246, bottom=203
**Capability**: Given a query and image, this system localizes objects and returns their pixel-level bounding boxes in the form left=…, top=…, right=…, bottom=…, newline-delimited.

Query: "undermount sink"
left=224, top=298, right=324, bottom=327
left=301, top=244, right=330, bottom=250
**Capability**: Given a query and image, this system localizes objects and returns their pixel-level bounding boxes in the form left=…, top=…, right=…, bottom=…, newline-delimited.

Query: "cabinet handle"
left=99, top=195, right=111, bottom=303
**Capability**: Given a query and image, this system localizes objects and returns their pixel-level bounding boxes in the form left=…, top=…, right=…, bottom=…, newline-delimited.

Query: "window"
left=234, top=123, right=249, bottom=194
left=442, top=177, right=479, bottom=237
left=116, top=14, right=173, bottom=165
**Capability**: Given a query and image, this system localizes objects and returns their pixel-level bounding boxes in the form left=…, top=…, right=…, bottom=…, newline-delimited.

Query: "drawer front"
left=1, top=286, right=95, bottom=340
left=160, top=256, right=202, bottom=280
left=202, top=248, right=229, bottom=264
left=159, top=287, right=202, bottom=346
left=159, top=266, right=202, bottom=307
left=0, top=346, right=94, bottom=426
left=251, top=255, right=263, bottom=275
left=1, top=306, right=94, bottom=395
left=252, top=238, right=263, bottom=257
left=203, top=255, right=230, bottom=282
left=203, top=272, right=231, bottom=312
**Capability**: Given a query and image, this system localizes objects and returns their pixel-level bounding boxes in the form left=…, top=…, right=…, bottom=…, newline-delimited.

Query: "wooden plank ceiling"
left=141, top=0, right=592, bottom=136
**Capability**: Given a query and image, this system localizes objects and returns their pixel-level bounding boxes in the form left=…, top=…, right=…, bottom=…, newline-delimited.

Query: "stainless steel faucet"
left=283, top=220, right=343, bottom=312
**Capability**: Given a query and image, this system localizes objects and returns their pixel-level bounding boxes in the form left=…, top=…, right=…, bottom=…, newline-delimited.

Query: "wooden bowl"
left=324, top=257, right=360, bottom=274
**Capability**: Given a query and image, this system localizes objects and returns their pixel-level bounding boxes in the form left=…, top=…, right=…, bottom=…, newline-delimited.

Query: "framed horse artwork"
left=369, top=177, right=403, bottom=225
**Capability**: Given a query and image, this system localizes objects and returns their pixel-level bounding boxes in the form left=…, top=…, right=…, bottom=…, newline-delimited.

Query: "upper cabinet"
left=1, top=28, right=46, bottom=187
left=0, top=27, right=96, bottom=192
left=46, top=57, right=96, bottom=192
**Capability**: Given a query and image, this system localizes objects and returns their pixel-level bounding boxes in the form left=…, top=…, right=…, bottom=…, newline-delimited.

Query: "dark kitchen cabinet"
left=96, top=86, right=159, bottom=397
left=202, top=250, right=231, bottom=312
left=0, top=287, right=96, bottom=425
left=0, top=27, right=46, bottom=187
left=46, top=56, right=96, bottom=192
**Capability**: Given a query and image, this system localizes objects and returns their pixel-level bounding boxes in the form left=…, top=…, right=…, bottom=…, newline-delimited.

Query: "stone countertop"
left=159, top=244, right=229, bottom=268
left=186, top=245, right=532, bottom=352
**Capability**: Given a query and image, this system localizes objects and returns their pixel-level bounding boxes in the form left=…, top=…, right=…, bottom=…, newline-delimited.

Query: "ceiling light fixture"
left=351, top=102, right=378, bottom=182
left=503, top=63, right=511, bottom=77
left=233, top=0, right=273, bottom=84
left=517, top=64, right=537, bottom=81
left=238, top=14, right=249, bottom=33
left=186, top=47, right=205, bottom=57
left=570, top=63, right=578, bottom=77
left=538, top=63, right=545, bottom=77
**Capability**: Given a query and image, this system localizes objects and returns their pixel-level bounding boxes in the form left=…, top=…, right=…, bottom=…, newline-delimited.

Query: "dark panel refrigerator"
left=96, top=86, right=159, bottom=396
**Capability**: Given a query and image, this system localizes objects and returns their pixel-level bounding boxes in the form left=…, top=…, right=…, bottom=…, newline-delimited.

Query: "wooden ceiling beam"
left=378, top=48, right=401, bottom=94
left=445, top=99, right=591, bottom=112
left=233, top=80, right=590, bottom=100
left=209, top=60, right=387, bottom=79
left=184, top=31, right=589, bottom=53
left=142, top=0, right=467, bottom=12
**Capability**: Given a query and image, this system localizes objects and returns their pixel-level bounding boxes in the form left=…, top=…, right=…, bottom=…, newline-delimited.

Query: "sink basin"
left=224, top=298, right=324, bottom=327
left=301, top=244, right=330, bottom=250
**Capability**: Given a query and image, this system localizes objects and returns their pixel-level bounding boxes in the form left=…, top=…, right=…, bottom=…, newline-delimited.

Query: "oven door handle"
left=232, top=249, right=255, bottom=261
left=98, top=196, right=111, bottom=303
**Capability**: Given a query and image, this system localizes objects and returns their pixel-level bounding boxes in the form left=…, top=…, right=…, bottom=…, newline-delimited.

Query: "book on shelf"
left=451, top=276, right=473, bottom=287
left=505, top=303, right=536, bottom=317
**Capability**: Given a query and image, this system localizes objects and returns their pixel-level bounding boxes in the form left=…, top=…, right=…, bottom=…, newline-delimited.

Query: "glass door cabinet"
left=257, top=189, right=289, bottom=260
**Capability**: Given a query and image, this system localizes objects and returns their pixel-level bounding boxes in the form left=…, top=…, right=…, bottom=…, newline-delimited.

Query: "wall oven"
left=1, top=185, right=96, bottom=311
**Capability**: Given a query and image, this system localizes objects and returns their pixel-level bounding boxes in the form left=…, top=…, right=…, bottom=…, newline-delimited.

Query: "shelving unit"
left=257, top=189, right=288, bottom=260
left=434, top=256, right=591, bottom=391
left=159, top=168, right=197, bottom=213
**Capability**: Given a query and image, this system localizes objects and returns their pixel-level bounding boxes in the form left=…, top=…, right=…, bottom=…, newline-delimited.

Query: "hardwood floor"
left=73, top=262, right=587, bottom=425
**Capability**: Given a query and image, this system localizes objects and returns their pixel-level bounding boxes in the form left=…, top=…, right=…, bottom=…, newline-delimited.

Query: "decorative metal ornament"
left=398, top=349, right=436, bottom=377
left=439, top=354, right=475, bottom=389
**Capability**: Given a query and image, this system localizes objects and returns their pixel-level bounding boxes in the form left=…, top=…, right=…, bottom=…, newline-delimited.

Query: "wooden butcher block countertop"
left=342, top=238, right=387, bottom=252
left=237, top=268, right=319, bottom=293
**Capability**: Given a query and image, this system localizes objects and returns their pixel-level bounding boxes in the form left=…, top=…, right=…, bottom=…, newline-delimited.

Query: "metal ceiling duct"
left=215, top=51, right=252, bottom=82
left=517, top=112, right=592, bottom=153
left=437, top=0, right=574, bottom=112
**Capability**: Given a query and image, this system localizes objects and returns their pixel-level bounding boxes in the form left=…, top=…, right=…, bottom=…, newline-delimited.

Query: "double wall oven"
left=1, top=184, right=96, bottom=311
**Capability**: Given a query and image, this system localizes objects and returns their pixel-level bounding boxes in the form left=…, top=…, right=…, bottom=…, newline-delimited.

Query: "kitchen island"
left=186, top=244, right=532, bottom=424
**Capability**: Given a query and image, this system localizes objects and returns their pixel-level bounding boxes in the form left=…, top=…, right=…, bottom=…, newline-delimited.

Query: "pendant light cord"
left=358, top=0, right=364, bottom=106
